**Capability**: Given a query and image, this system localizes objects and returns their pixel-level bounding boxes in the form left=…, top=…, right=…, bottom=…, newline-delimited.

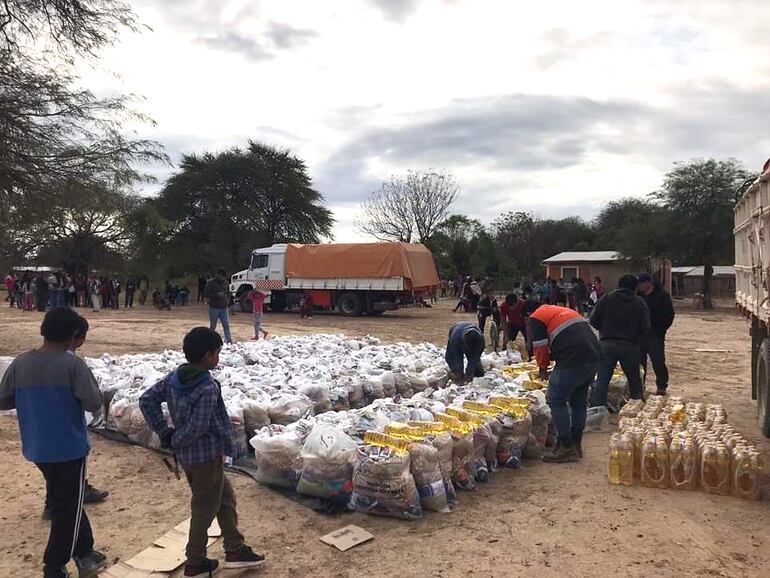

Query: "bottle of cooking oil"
left=731, top=448, right=762, bottom=501
left=701, top=442, right=731, bottom=495
left=669, top=435, right=698, bottom=490
left=618, top=434, right=634, bottom=486
left=608, top=433, right=623, bottom=485
left=641, top=435, right=669, bottom=488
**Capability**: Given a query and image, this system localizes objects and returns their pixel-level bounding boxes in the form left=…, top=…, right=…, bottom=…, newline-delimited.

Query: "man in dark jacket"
left=204, top=268, right=233, bottom=344
left=637, top=273, right=675, bottom=395
left=445, top=321, right=485, bottom=383
left=589, top=274, right=650, bottom=408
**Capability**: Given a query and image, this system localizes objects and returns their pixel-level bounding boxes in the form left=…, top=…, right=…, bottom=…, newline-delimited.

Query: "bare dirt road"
left=0, top=301, right=768, bottom=578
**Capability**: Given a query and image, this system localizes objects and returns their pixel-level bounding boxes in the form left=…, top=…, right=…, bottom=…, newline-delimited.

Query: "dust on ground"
left=0, top=301, right=768, bottom=578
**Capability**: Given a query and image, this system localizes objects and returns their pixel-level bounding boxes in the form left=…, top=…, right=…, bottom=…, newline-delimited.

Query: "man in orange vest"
left=524, top=301, right=602, bottom=462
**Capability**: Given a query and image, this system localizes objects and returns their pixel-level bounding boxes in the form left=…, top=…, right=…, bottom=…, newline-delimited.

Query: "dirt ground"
left=1, top=300, right=769, bottom=578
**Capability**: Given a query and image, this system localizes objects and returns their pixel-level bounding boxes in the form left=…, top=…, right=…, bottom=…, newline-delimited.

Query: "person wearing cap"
left=637, top=273, right=675, bottom=396
left=589, top=274, right=650, bottom=410
left=445, top=321, right=485, bottom=384
left=523, top=300, right=602, bottom=462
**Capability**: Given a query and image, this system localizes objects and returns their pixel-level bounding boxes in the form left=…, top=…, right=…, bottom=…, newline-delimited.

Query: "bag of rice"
left=349, top=433, right=422, bottom=520
left=250, top=426, right=303, bottom=489
left=297, top=425, right=358, bottom=502
left=409, top=441, right=450, bottom=513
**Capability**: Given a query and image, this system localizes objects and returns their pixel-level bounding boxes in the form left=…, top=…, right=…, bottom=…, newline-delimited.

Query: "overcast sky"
left=83, top=0, right=770, bottom=241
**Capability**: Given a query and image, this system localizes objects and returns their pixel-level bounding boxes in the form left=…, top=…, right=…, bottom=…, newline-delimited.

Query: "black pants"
left=593, top=340, right=645, bottom=406
left=36, top=458, right=94, bottom=572
left=125, top=291, right=134, bottom=308
left=640, top=332, right=669, bottom=390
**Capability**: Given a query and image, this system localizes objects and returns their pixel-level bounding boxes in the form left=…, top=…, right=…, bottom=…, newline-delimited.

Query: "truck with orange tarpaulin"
left=230, top=242, right=440, bottom=316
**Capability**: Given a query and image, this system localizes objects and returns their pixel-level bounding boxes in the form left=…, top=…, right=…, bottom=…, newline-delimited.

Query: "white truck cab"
left=230, top=244, right=288, bottom=310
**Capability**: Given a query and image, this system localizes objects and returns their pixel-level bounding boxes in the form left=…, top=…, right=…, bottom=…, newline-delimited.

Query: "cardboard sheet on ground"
left=123, top=519, right=221, bottom=573
left=99, top=561, right=168, bottom=577
left=320, top=525, right=374, bottom=551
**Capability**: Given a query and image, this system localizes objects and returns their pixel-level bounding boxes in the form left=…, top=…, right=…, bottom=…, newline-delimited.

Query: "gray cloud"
left=198, top=31, right=274, bottom=62
left=314, top=86, right=770, bottom=211
left=368, top=0, right=421, bottom=22
left=266, top=22, right=317, bottom=49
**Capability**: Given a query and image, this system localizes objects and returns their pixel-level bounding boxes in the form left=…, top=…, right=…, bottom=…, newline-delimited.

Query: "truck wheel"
left=237, top=287, right=253, bottom=313
left=269, top=292, right=287, bottom=313
left=338, top=292, right=363, bottom=316
left=757, top=338, right=770, bottom=437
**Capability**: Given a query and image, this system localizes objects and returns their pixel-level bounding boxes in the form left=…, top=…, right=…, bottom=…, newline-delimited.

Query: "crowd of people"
left=446, top=271, right=675, bottom=463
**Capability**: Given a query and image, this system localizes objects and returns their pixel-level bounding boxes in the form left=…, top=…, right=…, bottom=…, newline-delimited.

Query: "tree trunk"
left=702, top=264, right=714, bottom=309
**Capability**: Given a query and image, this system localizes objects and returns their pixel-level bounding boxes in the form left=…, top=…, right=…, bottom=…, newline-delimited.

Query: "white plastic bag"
left=297, top=425, right=358, bottom=501
left=585, top=406, right=609, bottom=433
left=250, top=426, right=303, bottom=488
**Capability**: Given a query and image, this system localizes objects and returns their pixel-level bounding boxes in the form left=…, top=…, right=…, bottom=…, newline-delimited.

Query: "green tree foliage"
left=431, top=215, right=499, bottom=279
left=0, top=0, right=166, bottom=271
left=136, top=141, right=334, bottom=276
left=594, top=198, right=670, bottom=268
left=654, top=158, right=756, bottom=308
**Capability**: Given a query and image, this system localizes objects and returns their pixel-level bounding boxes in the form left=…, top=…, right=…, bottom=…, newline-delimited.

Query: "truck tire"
left=757, top=338, right=770, bottom=437
left=338, top=292, right=363, bottom=316
left=237, top=287, right=253, bottom=313
left=269, top=292, right=287, bottom=313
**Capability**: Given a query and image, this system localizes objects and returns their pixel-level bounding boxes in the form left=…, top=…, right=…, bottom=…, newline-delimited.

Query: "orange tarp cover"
left=285, top=242, right=440, bottom=290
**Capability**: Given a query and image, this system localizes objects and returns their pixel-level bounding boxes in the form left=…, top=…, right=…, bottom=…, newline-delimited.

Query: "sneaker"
left=655, top=388, right=668, bottom=396
left=83, top=483, right=109, bottom=504
left=543, top=443, right=580, bottom=463
left=75, top=551, right=108, bottom=578
left=224, top=545, right=266, bottom=569
left=184, top=559, right=221, bottom=578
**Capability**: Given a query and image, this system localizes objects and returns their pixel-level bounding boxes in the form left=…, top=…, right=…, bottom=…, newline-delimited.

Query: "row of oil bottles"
left=607, top=396, right=763, bottom=500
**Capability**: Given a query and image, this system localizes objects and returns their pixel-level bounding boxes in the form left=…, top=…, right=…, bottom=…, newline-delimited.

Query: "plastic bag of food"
left=409, top=441, right=450, bottom=513
left=329, top=386, right=351, bottom=411
left=250, top=426, right=303, bottom=488
left=242, top=398, right=270, bottom=436
left=497, top=410, right=532, bottom=469
left=472, top=422, right=494, bottom=482
left=267, top=393, right=313, bottom=425
left=298, top=383, right=332, bottom=414
left=229, top=407, right=249, bottom=459
left=361, top=378, right=385, bottom=405
left=347, top=379, right=365, bottom=409
left=297, top=425, right=358, bottom=502
left=349, top=442, right=422, bottom=520
left=450, top=430, right=476, bottom=490
left=585, top=406, right=609, bottom=433
left=525, top=390, right=551, bottom=449
left=380, top=371, right=398, bottom=398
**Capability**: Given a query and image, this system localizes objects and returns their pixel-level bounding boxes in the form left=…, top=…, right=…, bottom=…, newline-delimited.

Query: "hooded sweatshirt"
left=139, top=364, right=233, bottom=465
left=640, top=282, right=675, bottom=337
left=590, top=288, right=650, bottom=345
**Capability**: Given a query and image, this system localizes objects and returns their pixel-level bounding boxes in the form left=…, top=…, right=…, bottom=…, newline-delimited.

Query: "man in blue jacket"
left=445, top=321, right=485, bottom=384
left=140, top=327, right=264, bottom=578
left=0, top=308, right=107, bottom=578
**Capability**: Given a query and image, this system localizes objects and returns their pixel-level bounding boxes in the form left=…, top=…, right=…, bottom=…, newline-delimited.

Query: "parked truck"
left=734, top=160, right=770, bottom=437
left=230, top=242, right=440, bottom=316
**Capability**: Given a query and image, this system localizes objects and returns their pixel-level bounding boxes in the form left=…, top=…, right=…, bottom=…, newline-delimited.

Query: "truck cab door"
left=269, top=253, right=285, bottom=281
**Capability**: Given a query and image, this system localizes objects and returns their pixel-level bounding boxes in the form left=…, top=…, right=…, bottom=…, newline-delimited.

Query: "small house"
left=672, top=266, right=735, bottom=298
left=542, top=251, right=672, bottom=292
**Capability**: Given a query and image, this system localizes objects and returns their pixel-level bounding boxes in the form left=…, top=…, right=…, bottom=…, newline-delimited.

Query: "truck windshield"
left=250, top=254, right=268, bottom=269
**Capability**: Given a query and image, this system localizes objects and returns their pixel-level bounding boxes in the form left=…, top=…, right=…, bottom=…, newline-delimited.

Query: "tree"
left=357, top=170, right=459, bottom=248
left=0, top=0, right=165, bottom=271
left=493, top=212, right=595, bottom=280
left=594, top=198, right=670, bottom=267
left=139, top=141, right=334, bottom=276
left=654, top=158, right=755, bottom=308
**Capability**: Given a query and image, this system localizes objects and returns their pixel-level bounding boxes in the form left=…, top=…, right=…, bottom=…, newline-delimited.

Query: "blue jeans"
left=208, top=308, right=232, bottom=344
left=546, top=360, right=598, bottom=443
left=592, top=340, right=645, bottom=407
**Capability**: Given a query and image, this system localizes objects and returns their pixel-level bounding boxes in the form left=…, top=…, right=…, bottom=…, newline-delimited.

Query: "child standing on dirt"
left=0, top=308, right=107, bottom=578
left=247, top=289, right=268, bottom=340
left=139, top=327, right=265, bottom=577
